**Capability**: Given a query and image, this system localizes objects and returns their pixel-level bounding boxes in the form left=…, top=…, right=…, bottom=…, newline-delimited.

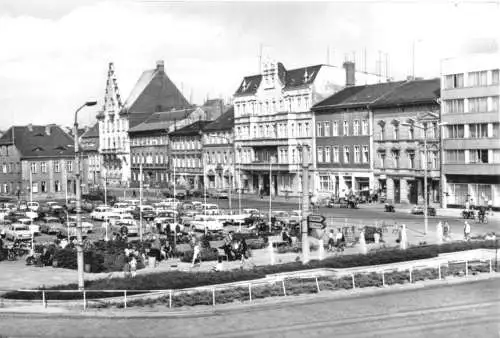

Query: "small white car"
left=5, top=224, right=32, bottom=241
left=201, top=203, right=220, bottom=215
left=108, top=213, right=135, bottom=226
left=113, top=222, right=139, bottom=236
left=154, top=210, right=178, bottom=224
left=27, top=202, right=40, bottom=212
left=90, top=206, right=114, bottom=221
left=189, top=215, right=224, bottom=231
left=67, top=216, right=94, bottom=233
left=18, top=217, right=40, bottom=236
left=46, top=201, right=63, bottom=211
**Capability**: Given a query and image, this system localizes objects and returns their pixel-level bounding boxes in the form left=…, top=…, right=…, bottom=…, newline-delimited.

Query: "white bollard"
left=438, top=264, right=441, bottom=280
left=318, top=239, right=325, bottom=260
left=169, top=290, right=172, bottom=308
left=315, top=277, right=321, bottom=293
left=465, top=260, right=468, bottom=277
left=489, top=259, right=493, bottom=274
left=269, top=240, right=275, bottom=265
left=352, top=274, right=356, bottom=289
left=382, top=271, right=385, bottom=287
left=248, top=283, right=252, bottom=302
left=124, top=290, right=127, bottom=309
left=282, top=279, right=287, bottom=296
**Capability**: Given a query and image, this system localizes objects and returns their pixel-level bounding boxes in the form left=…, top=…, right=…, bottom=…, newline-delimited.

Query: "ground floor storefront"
left=239, top=170, right=314, bottom=197
left=443, top=174, right=500, bottom=209
left=374, top=175, right=440, bottom=205
left=316, top=170, right=374, bottom=198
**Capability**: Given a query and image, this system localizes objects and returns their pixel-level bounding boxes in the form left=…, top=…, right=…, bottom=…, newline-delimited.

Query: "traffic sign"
left=307, top=214, right=326, bottom=229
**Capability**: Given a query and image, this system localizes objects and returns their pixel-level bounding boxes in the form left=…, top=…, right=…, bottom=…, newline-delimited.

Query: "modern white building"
left=97, top=61, right=190, bottom=186
left=440, top=53, right=500, bottom=209
left=232, top=58, right=383, bottom=197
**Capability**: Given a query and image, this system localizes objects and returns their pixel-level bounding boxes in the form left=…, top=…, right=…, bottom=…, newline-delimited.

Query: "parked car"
left=189, top=215, right=224, bottom=231
left=272, top=210, right=291, bottom=225
left=46, top=201, right=64, bottom=213
left=200, top=203, right=220, bottom=216
left=64, top=216, right=94, bottom=234
left=113, top=222, right=139, bottom=237
left=211, top=190, right=229, bottom=199
left=39, top=216, right=64, bottom=234
left=154, top=210, right=178, bottom=225
left=5, top=224, right=32, bottom=241
left=411, top=205, right=437, bottom=216
left=17, top=217, right=40, bottom=236
left=27, top=201, right=40, bottom=212
left=90, top=206, right=114, bottom=221
left=82, top=191, right=116, bottom=204
left=131, top=205, right=156, bottom=221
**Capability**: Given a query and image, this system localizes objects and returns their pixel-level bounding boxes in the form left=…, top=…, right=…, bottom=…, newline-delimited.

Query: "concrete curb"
left=1, top=273, right=498, bottom=318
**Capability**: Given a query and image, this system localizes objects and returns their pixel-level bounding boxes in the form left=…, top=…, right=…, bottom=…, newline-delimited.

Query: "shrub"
left=180, top=248, right=219, bottom=263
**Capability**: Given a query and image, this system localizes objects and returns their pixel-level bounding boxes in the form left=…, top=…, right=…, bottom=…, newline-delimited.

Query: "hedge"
left=3, top=239, right=498, bottom=301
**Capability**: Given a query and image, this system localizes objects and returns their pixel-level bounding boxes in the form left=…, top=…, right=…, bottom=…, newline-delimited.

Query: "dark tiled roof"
left=128, top=108, right=197, bottom=133
left=370, top=78, right=441, bottom=108
left=234, top=64, right=324, bottom=96
left=122, top=63, right=190, bottom=115
left=203, top=107, right=234, bottom=132
left=235, top=75, right=262, bottom=96
left=312, top=81, right=405, bottom=110
left=0, top=125, right=74, bottom=159
left=81, top=123, right=99, bottom=138
left=169, top=120, right=212, bottom=137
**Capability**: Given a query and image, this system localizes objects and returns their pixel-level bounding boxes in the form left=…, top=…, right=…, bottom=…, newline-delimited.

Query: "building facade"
left=169, top=121, right=212, bottom=191
left=371, top=79, right=441, bottom=205
left=202, top=108, right=234, bottom=191
left=0, top=124, right=88, bottom=200
left=233, top=59, right=383, bottom=197
left=97, top=61, right=190, bottom=187
left=440, top=53, right=500, bottom=209
left=0, top=128, right=22, bottom=197
left=312, top=82, right=403, bottom=198
left=80, top=123, right=100, bottom=189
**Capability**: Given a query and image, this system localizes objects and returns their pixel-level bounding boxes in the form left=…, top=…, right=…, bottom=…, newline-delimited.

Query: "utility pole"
left=139, top=163, right=143, bottom=241
left=268, top=156, right=274, bottom=232
left=423, top=124, right=428, bottom=235
left=300, top=145, right=310, bottom=264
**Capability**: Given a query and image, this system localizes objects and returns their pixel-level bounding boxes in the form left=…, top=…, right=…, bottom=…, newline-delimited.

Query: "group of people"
left=327, top=229, right=345, bottom=252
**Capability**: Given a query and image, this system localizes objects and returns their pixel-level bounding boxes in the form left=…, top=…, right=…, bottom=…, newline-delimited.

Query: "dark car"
left=131, top=206, right=156, bottom=221
left=82, top=191, right=116, bottom=205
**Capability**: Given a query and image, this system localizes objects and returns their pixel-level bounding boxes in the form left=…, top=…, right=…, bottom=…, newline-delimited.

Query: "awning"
left=377, top=147, right=386, bottom=153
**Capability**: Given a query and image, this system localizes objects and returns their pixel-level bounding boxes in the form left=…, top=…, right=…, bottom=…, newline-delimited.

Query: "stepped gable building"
left=80, top=123, right=100, bottom=188
left=233, top=58, right=383, bottom=197
left=97, top=60, right=191, bottom=186
left=128, top=107, right=206, bottom=188
left=371, top=79, right=441, bottom=205
left=169, top=120, right=212, bottom=191
left=0, top=124, right=88, bottom=199
left=201, top=107, right=235, bottom=191
left=440, top=53, right=500, bottom=209
left=312, top=81, right=405, bottom=198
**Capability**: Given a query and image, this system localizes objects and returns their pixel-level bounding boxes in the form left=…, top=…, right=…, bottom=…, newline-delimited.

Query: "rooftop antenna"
left=363, top=47, right=367, bottom=74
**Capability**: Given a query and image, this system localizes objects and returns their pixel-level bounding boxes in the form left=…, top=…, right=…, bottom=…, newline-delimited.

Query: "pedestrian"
left=130, top=256, right=137, bottom=278
left=327, top=230, right=335, bottom=251
left=464, top=221, right=471, bottom=241
left=191, top=237, right=201, bottom=267
left=123, top=260, right=131, bottom=278
left=488, top=199, right=493, bottom=214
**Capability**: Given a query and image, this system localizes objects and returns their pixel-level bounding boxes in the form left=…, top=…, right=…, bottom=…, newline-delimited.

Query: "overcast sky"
left=0, top=0, right=498, bottom=128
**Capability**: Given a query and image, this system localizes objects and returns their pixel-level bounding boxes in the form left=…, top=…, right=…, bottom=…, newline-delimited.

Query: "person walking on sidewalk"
left=463, top=221, right=471, bottom=241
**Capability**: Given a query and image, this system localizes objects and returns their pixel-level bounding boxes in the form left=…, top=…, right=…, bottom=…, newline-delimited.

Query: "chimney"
left=343, top=61, right=356, bottom=87
left=45, top=125, right=52, bottom=136
left=156, top=60, right=164, bottom=72
left=27, top=124, right=33, bottom=132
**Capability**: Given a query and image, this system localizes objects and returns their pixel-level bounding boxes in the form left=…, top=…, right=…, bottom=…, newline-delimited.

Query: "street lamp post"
left=237, top=146, right=242, bottom=215
left=268, top=156, right=274, bottom=232
left=297, top=144, right=310, bottom=264
left=402, top=113, right=438, bottom=236
left=74, top=100, right=97, bottom=291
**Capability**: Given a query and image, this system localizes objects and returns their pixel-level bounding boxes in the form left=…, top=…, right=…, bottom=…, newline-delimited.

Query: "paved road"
left=0, top=279, right=498, bottom=338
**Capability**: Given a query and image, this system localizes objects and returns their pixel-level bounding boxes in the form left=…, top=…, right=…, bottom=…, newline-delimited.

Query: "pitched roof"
left=234, top=64, right=324, bottom=96
left=169, top=120, right=212, bottom=137
left=0, top=125, right=74, bottom=159
left=203, top=107, right=234, bottom=132
left=81, top=124, right=99, bottom=139
left=122, top=62, right=190, bottom=115
left=370, top=78, right=441, bottom=108
left=312, top=81, right=405, bottom=110
left=128, top=108, right=197, bottom=133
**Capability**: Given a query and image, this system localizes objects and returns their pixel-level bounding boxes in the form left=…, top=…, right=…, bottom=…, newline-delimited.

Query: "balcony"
left=240, top=161, right=301, bottom=172
left=238, top=137, right=288, bottom=147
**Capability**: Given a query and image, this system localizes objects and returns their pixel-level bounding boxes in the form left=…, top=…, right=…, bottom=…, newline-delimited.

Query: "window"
left=305, top=123, right=310, bottom=136
left=41, top=162, right=47, bottom=173
left=493, top=123, right=500, bottom=138
left=353, top=120, right=360, bottom=136
left=491, top=96, right=499, bottom=112
left=317, top=123, right=323, bottom=137
left=445, top=150, right=465, bottom=163
left=408, top=153, right=415, bottom=169
left=324, top=122, right=330, bottom=137
left=379, top=124, right=385, bottom=140
left=333, top=146, right=339, bottom=163
left=41, top=181, right=46, bottom=193
left=343, top=146, right=350, bottom=163
left=447, top=124, right=465, bottom=138
left=444, top=99, right=464, bottom=113
left=392, top=125, right=399, bottom=140
left=30, top=162, right=37, bottom=174
left=354, top=145, right=360, bottom=163
left=468, top=71, right=487, bottom=87
left=317, top=147, right=324, bottom=163
left=66, top=161, right=73, bottom=172
left=430, top=151, right=438, bottom=169
left=378, top=152, right=386, bottom=168
left=470, top=149, right=489, bottom=164
left=31, top=182, right=38, bottom=193
left=361, top=120, right=368, bottom=135
left=362, top=146, right=369, bottom=163
left=343, top=121, right=349, bottom=136
left=469, top=123, right=488, bottom=138
left=332, top=121, right=338, bottom=136
left=492, top=70, right=499, bottom=85
left=392, top=150, right=400, bottom=168
left=445, top=73, right=464, bottom=89
left=324, top=147, right=331, bottom=162
left=468, top=97, right=488, bottom=113
left=408, top=127, right=414, bottom=140
left=1, top=164, right=6, bottom=174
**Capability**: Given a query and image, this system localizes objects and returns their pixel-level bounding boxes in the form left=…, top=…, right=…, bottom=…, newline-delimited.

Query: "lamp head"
left=85, top=101, right=98, bottom=107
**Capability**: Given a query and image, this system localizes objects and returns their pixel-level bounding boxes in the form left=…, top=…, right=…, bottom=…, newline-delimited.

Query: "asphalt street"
left=0, top=279, right=498, bottom=338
